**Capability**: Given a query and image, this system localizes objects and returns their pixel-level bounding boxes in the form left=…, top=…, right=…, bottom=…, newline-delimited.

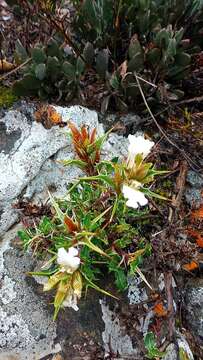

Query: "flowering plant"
left=18, top=123, right=167, bottom=319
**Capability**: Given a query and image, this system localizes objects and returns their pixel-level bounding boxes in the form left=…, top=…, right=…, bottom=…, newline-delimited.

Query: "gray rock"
left=185, top=170, right=203, bottom=209
left=0, top=226, right=60, bottom=360
left=184, top=279, right=203, bottom=345
left=187, top=170, right=203, bottom=188
left=185, top=188, right=202, bottom=209
left=177, top=334, right=194, bottom=360
left=0, top=105, right=101, bottom=236
left=100, top=300, right=141, bottom=359
left=0, top=104, right=129, bottom=359
left=128, top=275, right=148, bottom=305
left=163, top=343, right=177, bottom=360
left=162, top=334, right=194, bottom=360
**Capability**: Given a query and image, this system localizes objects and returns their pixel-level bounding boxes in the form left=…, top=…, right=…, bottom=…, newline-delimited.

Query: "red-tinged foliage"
left=90, top=128, right=97, bottom=143
left=68, top=121, right=100, bottom=175
left=153, top=302, right=167, bottom=317
left=182, top=261, right=199, bottom=271
left=81, top=125, right=88, bottom=142
left=187, top=228, right=203, bottom=248
left=68, top=122, right=82, bottom=141
left=191, top=206, right=203, bottom=220
left=64, top=216, right=78, bottom=233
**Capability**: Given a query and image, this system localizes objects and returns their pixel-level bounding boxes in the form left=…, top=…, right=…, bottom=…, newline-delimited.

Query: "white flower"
left=127, top=134, right=154, bottom=168
left=63, top=290, right=79, bottom=311
left=57, top=247, right=80, bottom=274
left=122, top=184, right=148, bottom=209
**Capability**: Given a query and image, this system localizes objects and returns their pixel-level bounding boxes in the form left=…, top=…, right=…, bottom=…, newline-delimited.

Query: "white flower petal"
left=57, top=248, right=69, bottom=266
left=57, top=247, right=80, bottom=273
left=68, top=247, right=79, bottom=257
left=126, top=198, right=139, bottom=209
left=127, top=134, right=154, bottom=166
left=122, top=185, right=148, bottom=209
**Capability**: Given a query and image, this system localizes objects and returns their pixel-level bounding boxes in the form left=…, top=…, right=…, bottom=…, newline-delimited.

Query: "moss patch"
left=0, top=86, right=18, bottom=108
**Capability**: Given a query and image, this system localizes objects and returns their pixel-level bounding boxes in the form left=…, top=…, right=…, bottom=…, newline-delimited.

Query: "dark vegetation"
left=0, top=1, right=203, bottom=359
left=0, top=0, right=203, bottom=111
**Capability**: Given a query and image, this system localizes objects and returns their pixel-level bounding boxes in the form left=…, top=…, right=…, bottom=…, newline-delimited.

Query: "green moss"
left=0, top=86, right=18, bottom=108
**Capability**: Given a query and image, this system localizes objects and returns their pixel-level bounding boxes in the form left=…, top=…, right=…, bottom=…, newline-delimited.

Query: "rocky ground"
left=0, top=103, right=203, bottom=360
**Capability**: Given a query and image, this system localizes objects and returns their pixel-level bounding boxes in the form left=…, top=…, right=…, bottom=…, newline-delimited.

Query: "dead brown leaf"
left=0, top=59, right=15, bottom=73
left=34, top=105, right=64, bottom=129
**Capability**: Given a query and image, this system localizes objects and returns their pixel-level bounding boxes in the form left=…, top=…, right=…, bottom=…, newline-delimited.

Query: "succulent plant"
left=11, top=0, right=203, bottom=109
left=13, top=39, right=85, bottom=101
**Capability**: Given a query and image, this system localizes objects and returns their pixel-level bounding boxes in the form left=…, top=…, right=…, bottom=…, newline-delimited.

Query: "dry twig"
left=0, top=58, right=31, bottom=81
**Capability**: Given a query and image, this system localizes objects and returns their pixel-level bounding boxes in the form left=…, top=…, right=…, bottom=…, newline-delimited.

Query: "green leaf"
left=83, top=42, right=94, bottom=65
left=174, top=28, right=184, bottom=45
left=115, top=268, right=128, bottom=291
left=90, top=206, right=112, bottom=230
left=18, top=229, right=30, bottom=241
left=78, top=236, right=110, bottom=258
left=76, top=57, right=85, bottom=76
left=142, top=188, right=169, bottom=201
left=59, top=159, right=86, bottom=169
left=79, top=174, right=115, bottom=188
left=35, top=63, right=46, bottom=80
left=128, top=53, right=144, bottom=72
left=96, top=49, right=109, bottom=79
left=128, top=38, right=142, bottom=59
left=110, top=72, right=120, bottom=90
left=167, top=38, right=177, bottom=58
left=62, top=61, right=76, bottom=80
left=47, top=38, right=62, bottom=58
left=20, top=74, right=41, bottom=90
left=28, top=268, right=57, bottom=277
left=13, top=80, right=28, bottom=97
left=155, top=29, right=170, bottom=49
left=175, top=52, right=191, bottom=67
left=15, top=39, right=28, bottom=64
left=47, top=56, right=60, bottom=80
left=147, top=48, right=161, bottom=66
left=31, top=47, right=47, bottom=64
left=38, top=216, right=54, bottom=235
left=48, top=191, right=65, bottom=222
left=144, top=332, right=166, bottom=359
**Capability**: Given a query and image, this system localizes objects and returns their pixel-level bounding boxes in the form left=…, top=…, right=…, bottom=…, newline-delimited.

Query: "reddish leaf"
left=81, top=125, right=88, bottom=142
left=90, top=128, right=97, bottom=144
left=191, top=206, right=203, bottom=220
left=153, top=302, right=167, bottom=317
left=197, top=237, right=203, bottom=248
left=64, top=216, right=78, bottom=233
left=182, top=261, right=198, bottom=271
left=68, top=121, right=82, bottom=142
left=187, top=228, right=203, bottom=248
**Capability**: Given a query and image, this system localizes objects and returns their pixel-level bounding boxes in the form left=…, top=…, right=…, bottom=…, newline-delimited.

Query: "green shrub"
left=18, top=122, right=167, bottom=319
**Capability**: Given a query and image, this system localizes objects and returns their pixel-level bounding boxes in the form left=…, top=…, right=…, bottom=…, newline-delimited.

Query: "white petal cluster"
left=57, top=247, right=80, bottom=273
left=127, top=134, right=154, bottom=168
left=122, top=184, right=148, bottom=209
